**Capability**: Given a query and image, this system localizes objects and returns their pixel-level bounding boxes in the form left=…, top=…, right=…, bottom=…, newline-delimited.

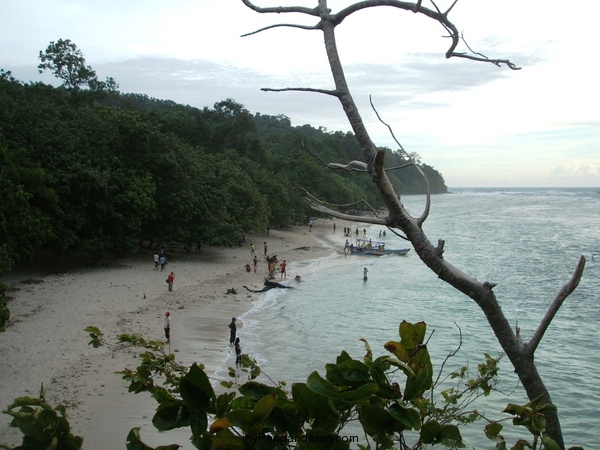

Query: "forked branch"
left=370, top=96, right=431, bottom=225
left=527, top=256, right=586, bottom=356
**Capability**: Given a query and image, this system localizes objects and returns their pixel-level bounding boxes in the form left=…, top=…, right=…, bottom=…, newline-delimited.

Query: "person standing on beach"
left=164, top=312, right=171, bottom=343
left=263, top=241, right=268, bottom=256
left=280, top=260, right=287, bottom=279
left=159, top=255, right=166, bottom=271
left=153, top=252, right=159, bottom=270
left=235, top=337, right=242, bottom=367
left=250, top=243, right=256, bottom=256
left=167, top=271, right=175, bottom=291
left=363, top=267, right=369, bottom=282
left=253, top=255, right=258, bottom=274
left=229, top=317, right=237, bottom=344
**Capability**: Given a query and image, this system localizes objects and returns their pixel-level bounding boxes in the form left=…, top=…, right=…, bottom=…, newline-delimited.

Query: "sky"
left=2, top=0, right=599, bottom=187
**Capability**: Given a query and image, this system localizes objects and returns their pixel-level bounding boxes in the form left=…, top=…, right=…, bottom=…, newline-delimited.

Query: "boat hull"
left=349, top=247, right=410, bottom=256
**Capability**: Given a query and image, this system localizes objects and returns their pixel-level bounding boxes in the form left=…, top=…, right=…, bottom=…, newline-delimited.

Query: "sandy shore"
left=0, top=221, right=346, bottom=449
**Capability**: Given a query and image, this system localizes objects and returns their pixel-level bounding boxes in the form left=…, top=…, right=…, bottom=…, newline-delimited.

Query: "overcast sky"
left=2, top=0, right=599, bottom=187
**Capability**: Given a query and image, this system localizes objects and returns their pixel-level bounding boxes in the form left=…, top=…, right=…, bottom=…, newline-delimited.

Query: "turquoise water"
left=219, top=188, right=600, bottom=448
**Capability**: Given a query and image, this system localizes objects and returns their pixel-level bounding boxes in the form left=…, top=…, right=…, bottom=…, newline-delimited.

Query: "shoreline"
left=0, top=220, right=347, bottom=449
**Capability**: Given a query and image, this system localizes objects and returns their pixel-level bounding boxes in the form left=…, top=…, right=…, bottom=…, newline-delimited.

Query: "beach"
left=0, top=221, right=341, bottom=449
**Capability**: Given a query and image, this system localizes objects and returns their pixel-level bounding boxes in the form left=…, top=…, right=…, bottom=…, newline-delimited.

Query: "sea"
left=217, top=187, right=600, bottom=449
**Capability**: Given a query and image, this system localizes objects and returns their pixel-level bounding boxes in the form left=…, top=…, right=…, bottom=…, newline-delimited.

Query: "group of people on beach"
left=163, top=313, right=242, bottom=367
left=153, top=246, right=168, bottom=271
left=246, top=242, right=289, bottom=280
left=159, top=236, right=300, bottom=372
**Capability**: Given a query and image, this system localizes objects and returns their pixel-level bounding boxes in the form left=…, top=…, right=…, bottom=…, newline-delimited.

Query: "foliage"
left=0, top=40, right=447, bottom=329
left=1, top=385, right=83, bottom=450
left=38, top=38, right=118, bottom=93
left=38, top=322, right=582, bottom=449
left=0, top=61, right=446, bottom=264
left=2, top=321, right=584, bottom=449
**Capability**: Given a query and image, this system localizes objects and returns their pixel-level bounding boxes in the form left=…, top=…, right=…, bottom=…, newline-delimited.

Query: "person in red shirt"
left=280, top=260, right=287, bottom=279
left=167, top=272, right=175, bottom=291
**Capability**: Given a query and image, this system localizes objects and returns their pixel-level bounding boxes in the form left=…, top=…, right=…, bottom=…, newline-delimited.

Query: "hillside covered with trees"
left=0, top=69, right=446, bottom=273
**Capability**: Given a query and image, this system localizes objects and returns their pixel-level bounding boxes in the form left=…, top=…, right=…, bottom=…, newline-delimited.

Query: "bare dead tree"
left=241, top=1, right=586, bottom=448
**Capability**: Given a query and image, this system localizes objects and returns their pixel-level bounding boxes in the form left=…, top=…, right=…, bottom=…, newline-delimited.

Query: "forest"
left=0, top=66, right=446, bottom=330
left=0, top=70, right=446, bottom=266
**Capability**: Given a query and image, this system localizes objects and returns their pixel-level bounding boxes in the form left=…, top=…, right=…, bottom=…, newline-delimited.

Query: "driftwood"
left=243, top=279, right=293, bottom=293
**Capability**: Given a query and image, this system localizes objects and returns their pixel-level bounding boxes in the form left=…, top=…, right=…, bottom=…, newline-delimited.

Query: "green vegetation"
left=0, top=64, right=445, bottom=262
left=0, top=52, right=445, bottom=330
left=2, top=322, right=580, bottom=449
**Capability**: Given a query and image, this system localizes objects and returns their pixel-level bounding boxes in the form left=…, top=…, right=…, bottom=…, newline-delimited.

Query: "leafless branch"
left=307, top=199, right=389, bottom=224
left=385, top=227, right=409, bottom=241
left=527, top=256, right=586, bottom=355
left=296, top=182, right=370, bottom=210
left=443, top=0, right=459, bottom=16
left=370, top=96, right=431, bottom=225
left=298, top=183, right=388, bottom=224
left=303, top=138, right=413, bottom=174
left=451, top=33, right=522, bottom=69
left=330, top=0, right=519, bottom=70
left=241, top=0, right=319, bottom=15
left=327, top=161, right=369, bottom=171
left=261, top=87, right=339, bottom=97
left=433, top=322, right=462, bottom=388
left=301, top=140, right=368, bottom=172
left=241, top=23, right=320, bottom=37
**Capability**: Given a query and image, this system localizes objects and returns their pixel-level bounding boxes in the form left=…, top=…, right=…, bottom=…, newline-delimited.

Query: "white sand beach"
left=0, top=221, right=344, bottom=449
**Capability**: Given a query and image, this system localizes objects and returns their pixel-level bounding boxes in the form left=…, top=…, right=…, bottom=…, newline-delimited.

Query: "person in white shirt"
left=164, top=312, right=171, bottom=343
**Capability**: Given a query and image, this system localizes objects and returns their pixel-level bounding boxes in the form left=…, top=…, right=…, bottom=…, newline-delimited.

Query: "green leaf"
left=484, top=422, right=503, bottom=440
left=541, top=435, right=561, bottom=450
left=253, top=394, right=277, bottom=421
left=225, top=409, right=259, bottom=431
left=292, top=382, right=340, bottom=428
left=383, top=340, right=410, bottom=362
left=238, top=381, right=280, bottom=401
left=336, top=350, right=353, bottom=365
left=152, top=401, right=190, bottom=431
left=439, top=424, right=463, bottom=447
left=339, top=383, right=378, bottom=403
left=306, top=371, right=340, bottom=400
left=388, top=402, right=421, bottom=430
left=403, top=346, right=433, bottom=401
left=214, top=392, right=235, bottom=417
left=189, top=409, right=208, bottom=438
left=420, top=420, right=442, bottom=444
left=358, top=405, right=402, bottom=436
left=126, top=427, right=181, bottom=450
left=337, top=359, right=370, bottom=382
left=399, top=321, right=427, bottom=348
left=179, top=363, right=213, bottom=410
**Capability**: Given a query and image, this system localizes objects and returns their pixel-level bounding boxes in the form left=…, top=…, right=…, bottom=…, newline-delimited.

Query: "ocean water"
left=218, top=187, right=600, bottom=448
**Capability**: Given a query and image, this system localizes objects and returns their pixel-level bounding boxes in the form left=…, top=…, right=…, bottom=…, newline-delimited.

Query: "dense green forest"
left=0, top=62, right=447, bottom=327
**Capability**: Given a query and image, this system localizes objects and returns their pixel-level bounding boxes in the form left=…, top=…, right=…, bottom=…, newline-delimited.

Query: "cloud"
left=552, top=162, right=600, bottom=178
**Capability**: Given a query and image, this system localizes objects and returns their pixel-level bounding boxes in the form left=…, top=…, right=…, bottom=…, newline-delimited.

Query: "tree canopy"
left=0, top=63, right=446, bottom=270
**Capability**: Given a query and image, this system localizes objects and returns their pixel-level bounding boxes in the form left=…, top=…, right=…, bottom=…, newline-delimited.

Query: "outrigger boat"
left=349, top=239, right=410, bottom=256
